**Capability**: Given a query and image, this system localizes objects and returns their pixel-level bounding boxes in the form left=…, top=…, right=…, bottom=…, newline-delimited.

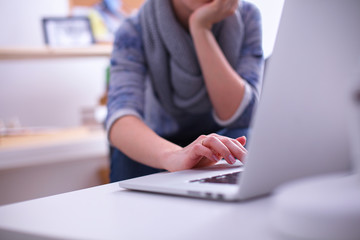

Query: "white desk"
left=0, top=182, right=287, bottom=240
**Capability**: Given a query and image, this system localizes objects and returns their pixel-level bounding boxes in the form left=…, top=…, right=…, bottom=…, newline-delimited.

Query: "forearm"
left=190, top=24, right=246, bottom=121
left=109, top=116, right=248, bottom=172
left=109, top=116, right=181, bottom=170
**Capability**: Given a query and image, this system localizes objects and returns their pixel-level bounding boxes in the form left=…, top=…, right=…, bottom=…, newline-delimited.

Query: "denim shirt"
left=106, top=1, right=264, bottom=142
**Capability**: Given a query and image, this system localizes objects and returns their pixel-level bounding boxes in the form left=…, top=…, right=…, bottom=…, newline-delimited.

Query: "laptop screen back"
left=238, top=0, right=360, bottom=199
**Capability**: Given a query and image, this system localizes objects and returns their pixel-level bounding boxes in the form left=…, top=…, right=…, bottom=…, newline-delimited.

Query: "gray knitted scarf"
left=140, top=0, right=244, bottom=116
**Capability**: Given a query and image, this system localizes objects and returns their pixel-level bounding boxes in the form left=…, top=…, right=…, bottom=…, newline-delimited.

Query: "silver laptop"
left=119, top=0, right=360, bottom=201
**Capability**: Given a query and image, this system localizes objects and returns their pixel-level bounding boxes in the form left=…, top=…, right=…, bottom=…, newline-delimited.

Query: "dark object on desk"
left=190, top=171, right=241, bottom=185
left=42, top=17, right=95, bottom=47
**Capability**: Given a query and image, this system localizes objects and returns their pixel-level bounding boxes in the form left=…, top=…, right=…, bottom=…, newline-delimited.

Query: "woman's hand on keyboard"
left=162, top=134, right=247, bottom=172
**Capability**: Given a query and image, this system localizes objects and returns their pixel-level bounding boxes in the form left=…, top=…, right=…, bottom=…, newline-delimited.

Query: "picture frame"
left=42, top=17, right=95, bottom=47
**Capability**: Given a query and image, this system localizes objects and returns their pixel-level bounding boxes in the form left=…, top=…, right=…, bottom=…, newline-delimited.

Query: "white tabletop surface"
left=0, top=182, right=286, bottom=240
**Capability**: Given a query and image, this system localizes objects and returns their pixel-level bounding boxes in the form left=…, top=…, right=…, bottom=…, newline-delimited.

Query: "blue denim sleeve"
left=230, top=2, right=265, bottom=128
left=105, top=15, right=147, bottom=135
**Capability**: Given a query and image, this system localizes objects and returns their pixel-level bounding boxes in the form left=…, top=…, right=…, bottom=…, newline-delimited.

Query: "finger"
left=193, top=142, right=219, bottom=163
left=233, top=142, right=248, bottom=161
left=207, top=133, right=245, bottom=151
left=215, top=0, right=231, bottom=12
left=236, top=136, right=246, bottom=146
left=213, top=151, right=222, bottom=159
left=227, top=0, right=238, bottom=16
left=231, top=137, right=244, bottom=147
left=214, top=135, right=247, bottom=162
left=225, top=0, right=236, bottom=9
left=230, top=139, right=247, bottom=158
left=212, top=0, right=223, bottom=9
left=224, top=0, right=237, bottom=11
left=203, top=134, right=247, bottom=162
left=209, top=133, right=246, bottom=148
left=231, top=0, right=239, bottom=8
left=223, top=137, right=247, bottom=163
left=202, top=135, right=236, bottom=164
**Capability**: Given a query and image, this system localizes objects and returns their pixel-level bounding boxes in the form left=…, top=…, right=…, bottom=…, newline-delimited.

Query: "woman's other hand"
left=163, top=134, right=247, bottom=172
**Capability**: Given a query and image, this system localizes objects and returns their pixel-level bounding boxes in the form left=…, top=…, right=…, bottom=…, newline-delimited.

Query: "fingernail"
left=228, top=155, right=236, bottom=164
left=212, top=155, right=219, bottom=162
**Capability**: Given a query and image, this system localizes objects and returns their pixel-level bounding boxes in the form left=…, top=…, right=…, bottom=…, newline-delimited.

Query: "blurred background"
left=0, top=0, right=284, bottom=206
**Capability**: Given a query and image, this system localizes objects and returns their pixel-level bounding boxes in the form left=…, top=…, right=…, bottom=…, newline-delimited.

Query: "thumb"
left=236, top=136, right=246, bottom=146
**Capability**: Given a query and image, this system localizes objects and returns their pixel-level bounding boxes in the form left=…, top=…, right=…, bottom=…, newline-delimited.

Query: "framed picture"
left=42, top=17, right=95, bottom=47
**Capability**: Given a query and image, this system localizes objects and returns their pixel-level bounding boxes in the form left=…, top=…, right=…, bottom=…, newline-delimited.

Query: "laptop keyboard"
left=189, top=171, right=241, bottom=184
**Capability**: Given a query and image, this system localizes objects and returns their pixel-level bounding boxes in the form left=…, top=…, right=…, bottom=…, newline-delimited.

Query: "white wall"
left=0, top=58, right=109, bottom=127
left=0, top=0, right=109, bottom=128
left=0, top=0, right=69, bottom=47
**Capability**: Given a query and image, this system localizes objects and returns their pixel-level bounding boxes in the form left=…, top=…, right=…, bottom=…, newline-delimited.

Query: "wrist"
left=159, top=144, right=182, bottom=172
left=189, top=19, right=212, bottom=41
left=189, top=13, right=213, bottom=32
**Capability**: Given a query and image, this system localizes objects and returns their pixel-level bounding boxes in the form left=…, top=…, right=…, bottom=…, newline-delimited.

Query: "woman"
left=107, top=0, right=264, bottom=182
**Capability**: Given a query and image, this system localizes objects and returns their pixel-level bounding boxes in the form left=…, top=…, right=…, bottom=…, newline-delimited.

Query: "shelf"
left=0, top=45, right=112, bottom=59
left=0, top=126, right=108, bottom=170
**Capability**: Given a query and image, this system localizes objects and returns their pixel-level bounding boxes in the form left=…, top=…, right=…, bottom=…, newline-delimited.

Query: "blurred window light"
left=246, top=0, right=285, bottom=59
